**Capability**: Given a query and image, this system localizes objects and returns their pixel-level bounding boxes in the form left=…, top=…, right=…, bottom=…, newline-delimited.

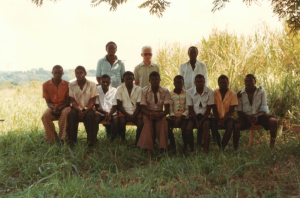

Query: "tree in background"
left=31, top=0, right=300, bottom=32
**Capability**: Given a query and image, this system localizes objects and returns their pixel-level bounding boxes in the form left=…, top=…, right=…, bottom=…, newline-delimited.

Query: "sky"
left=0, top=0, right=282, bottom=72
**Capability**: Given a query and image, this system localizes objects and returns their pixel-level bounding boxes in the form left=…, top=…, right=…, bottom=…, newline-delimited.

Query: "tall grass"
left=155, top=24, right=300, bottom=122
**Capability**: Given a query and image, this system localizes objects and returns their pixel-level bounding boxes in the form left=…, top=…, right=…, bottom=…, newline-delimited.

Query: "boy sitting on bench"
left=235, top=74, right=278, bottom=149
left=116, top=71, right=143, bottom=144
left=167, top=75, right=189, bottom=153
left=211, top=75, right=238, bottom=150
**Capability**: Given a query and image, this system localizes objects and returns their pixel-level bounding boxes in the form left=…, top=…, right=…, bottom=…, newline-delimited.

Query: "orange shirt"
left=214, top=89, right=238, bottom=119
left=43, top=79, right=69, bottom=107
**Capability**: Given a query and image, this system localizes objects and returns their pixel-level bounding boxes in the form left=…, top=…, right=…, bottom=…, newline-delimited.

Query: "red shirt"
left=43, top=79, right=69, bottom=107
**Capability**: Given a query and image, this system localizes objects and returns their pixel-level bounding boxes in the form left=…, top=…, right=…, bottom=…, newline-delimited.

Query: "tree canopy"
left=32, top=0, right=300, bottom=32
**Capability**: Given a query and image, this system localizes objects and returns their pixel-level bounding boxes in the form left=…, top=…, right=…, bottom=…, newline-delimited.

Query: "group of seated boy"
left=42, top=65, right=278, bottom=154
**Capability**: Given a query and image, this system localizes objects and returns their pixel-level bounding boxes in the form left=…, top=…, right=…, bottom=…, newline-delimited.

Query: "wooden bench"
left=246, top=125, right=263, bottom=148
left=52, top=117, right=135, bottom=126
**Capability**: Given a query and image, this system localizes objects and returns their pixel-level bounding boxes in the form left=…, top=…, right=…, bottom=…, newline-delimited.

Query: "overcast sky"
left=0, top=0, right=282, bottom=72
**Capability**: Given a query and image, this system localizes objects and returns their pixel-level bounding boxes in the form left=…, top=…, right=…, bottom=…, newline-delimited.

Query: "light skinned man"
left=134, top=46, right=160, bottom=88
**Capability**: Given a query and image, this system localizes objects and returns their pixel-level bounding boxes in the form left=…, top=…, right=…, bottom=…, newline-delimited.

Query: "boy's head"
left=123, top=71, right=134, bottom=87
left=106, top=41, right=117, bottom=56
left=188, top=46, right=198, bottom=61
left=75, top=66, right=86, bottom=81
left=218, top=75, right=229, bottom=90
left=194, top=74, right=205, bottom=89
left=244, top=74, right=256, bottom=89
left=173, top=75, right=184, bottom=90
left=149, top=71, right=160, bottom=87
left=101, top=74, right=111, bottom=89
left=52, top=65, right=63, bottom=80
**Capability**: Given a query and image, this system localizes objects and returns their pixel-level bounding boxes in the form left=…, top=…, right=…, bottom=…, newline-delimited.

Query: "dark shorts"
left=189, top=114, right=210, bottom=128
left=211, top=118, right=235, bottom=129
left=236, top=114, right=277, bottom=131
left=167, top=116, right=189, bottom=128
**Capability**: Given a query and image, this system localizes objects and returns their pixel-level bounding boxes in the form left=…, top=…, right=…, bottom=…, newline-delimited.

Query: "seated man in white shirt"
left=186, top=74, right=215, bottom=153
left=116, top=71, right=143, bottom=144
left=94, top=74, right=118, bottom=142
left=235, top=74, right=278, bottom=149
left=179, top=46, right=208, bottom=90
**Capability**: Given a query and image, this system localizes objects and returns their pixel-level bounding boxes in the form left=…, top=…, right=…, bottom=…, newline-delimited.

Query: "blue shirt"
left=96, top=56, right=125, bottom=88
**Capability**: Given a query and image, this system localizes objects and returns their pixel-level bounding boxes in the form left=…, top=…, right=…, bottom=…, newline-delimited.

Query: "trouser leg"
left=233, top=122, right=241, bottom=150
left=134, top=117, right=144, bottom=145
left=68, top=108, right=79, bottom=144
left=210, top=119, right=222, bottom=148
left=119, top=116, right=126, bottom=141
left=42, top=108, right=58, bottom=143
left=104, top=125, right=112, bottom=138
left=58, top=107, right=71, bottom=141
left=221, top=118, right=234, bottom=150
left=111, top=115, right=119, bottom=141
left=186, top=120, right=195, bottom=152
left=83, top=110, right=97, bottom=146
left=167, top=119, right=176, bottom=149
left=202, top=120, right=210, bottom=153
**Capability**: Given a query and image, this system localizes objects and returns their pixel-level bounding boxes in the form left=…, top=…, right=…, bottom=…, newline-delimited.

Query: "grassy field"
left=1, top=24, right=300, bottom=197
left=0, top=83, right=300, bottom=197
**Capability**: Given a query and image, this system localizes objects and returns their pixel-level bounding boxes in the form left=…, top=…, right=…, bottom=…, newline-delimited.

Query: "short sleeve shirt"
left=96, top=56, right=125, bottom=88
left=43, top=79, right=69, bottom=107
left=236, top=86, right=269, bottom=115
left=140, top=85, right=171, bottom=112
left=116, top=84, right=142, bottom=115
left=214, top=89, right=238, bottom=119
left=69, top=80, right=99, bottom=110
left=95, top=86, right=117, bottom=116
left=134, top=62, right=160, bottom=88
left=169, top=89, right=189, bottom=117
left=186, top=86, right=214, bottom=115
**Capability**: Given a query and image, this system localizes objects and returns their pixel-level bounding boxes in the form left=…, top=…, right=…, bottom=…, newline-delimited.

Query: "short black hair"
left=75, top=66, right=86, bottom=74
left=174, top=75, right=184, bottom=82
left=245, top=74, right=256, bottom=82
left=123, top=71, right=134, bottom=78
left=218, top=75, right=229, bottom=82
left=106, top=41, right=117, bottom=50
left=101, top=74, right=111, bottom=80
left=188, top=46, right=198, bottom=54
left=195, top=74, right=205, bottom=81
left=149, top=71, right=160, bottom=79
left=52, top=65, right=63, bottom=72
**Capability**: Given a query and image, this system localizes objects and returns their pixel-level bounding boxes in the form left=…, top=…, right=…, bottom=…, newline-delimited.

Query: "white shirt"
left=179, top=60, right=208, bottom=90
left=116, top=84, right=142, bottom=115
left=186, top=86, right=214, bottom=115
left=236, top=86, right=269, bottom=115
left=95, top=86, right=117, bottom=116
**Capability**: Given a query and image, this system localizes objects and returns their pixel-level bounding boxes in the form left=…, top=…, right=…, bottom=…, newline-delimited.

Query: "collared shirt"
left=43, top=79, right=69, bottom=107
left=186, top=86, right=214, bottom=115
left=179, top=60, right=208, bottom=90
left=214, top=89, right=238, bottom=119
left=134, top=61, right=160, bottom=88
left=96, top=56, right=126, bottom=88
left=69, top=80, right=99, bottom=110
left=141, top=85, right=171, bottom=112
left=95, top=86, right=117, bottom=116
left=236, top=86, right=269, bottom=115
left=116, top=84, right=142, bottom=115
left=169, top=89, right=189, bottom=117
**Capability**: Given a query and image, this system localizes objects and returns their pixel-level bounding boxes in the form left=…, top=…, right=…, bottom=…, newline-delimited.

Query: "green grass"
left=1, top=23, right=300, bottom=196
